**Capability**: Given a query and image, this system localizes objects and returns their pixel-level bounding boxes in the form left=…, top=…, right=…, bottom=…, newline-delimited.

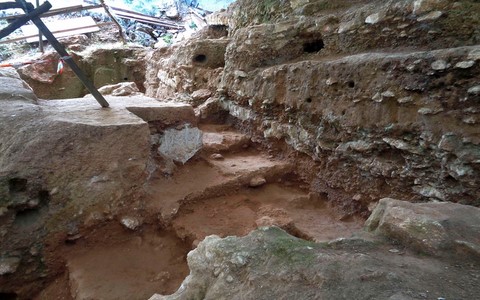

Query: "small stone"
left=365, top=13, right=381, bottom=24
left=210, top=153, right=224, bottom=160
left=413, top=185, right=445, bottom=200
left=467, top=85, right=480, bottom=96
left=325, top=78, right=337, bottom=86
left=372, top=92, right=383, bottom=103
left=454, top=61, right=475, bottom=69
left=249, top=176, right=267, bottom=187
left=389, top=249, right=400, bottom=253
left=234, top=70, right=248, bottom=78
left=418, top=107, right=443, bottom=115
left=397, top=96, right=414, bottom=104
left=438, top=133, right=460, bottom=152
left=120, top=217, right=141, bottom=230
left=467, top=49, right=480, bottom=61
left=431, top=59, right=448, bottom=71
left=417, top=11, right=443, bottom=22
left=191, top=89, right=212, bottom=102
left=226, top=275, right=234, bottom=283
left=0, top=257, right=21, bottom=275
left=463, top=116, right=477, bottom=124
left=152, top=271, right=170, bottom=282
left=381, top=90, right=395, bottom=98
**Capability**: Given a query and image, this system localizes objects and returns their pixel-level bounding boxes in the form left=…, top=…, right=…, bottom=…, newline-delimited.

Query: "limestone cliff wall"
left=145, top=0, right=480, bottom=211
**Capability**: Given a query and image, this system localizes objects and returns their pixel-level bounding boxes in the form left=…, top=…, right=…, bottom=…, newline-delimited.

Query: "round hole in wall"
left=305, top=97, right=312, bottom=103
left=9, top=178, right=27, bottom=193
left=123, top=77, right=129, bottom=81
left=303, top=40, right=324, bottom=53
left=347, top=80, right=355, bottom=88
left=193, top=54, right=207, bottom=63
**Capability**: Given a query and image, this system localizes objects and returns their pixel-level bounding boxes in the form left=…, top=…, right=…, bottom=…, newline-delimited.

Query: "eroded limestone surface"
left=150, top=226, right=479, bottom=300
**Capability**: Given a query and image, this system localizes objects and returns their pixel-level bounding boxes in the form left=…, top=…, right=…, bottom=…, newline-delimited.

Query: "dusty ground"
left=28, top=122, right=479, bottom=300
left=28, top=122, right=369, bottom=300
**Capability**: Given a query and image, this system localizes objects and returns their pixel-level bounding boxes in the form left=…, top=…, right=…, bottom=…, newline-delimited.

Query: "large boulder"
left=150, top=226, right=480, bottom=300
left=0, top=67, right=37, bottom=102
left=0, top=93, right=198, bottom=296
left=366, top=198, right=480, bottom=258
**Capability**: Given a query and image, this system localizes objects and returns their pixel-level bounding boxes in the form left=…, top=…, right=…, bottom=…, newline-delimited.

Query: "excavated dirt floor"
left=30, top=122, right=367, bottom=300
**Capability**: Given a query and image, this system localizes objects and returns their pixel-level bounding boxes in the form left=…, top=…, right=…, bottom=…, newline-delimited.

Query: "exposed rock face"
left=145, top=37, right=229, bottom=102
left=366, top=198, right=480, bottom=258
left=0, top=68, right=199, bottom=295
left=18, top=47, right=147, bottom=99
left=150, top=226, right=480, bottom=300
left=145, top=0, right=480, bottom=211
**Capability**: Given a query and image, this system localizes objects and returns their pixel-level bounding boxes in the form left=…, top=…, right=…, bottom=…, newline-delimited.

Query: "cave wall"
left=146, top=0, right=480, bottom=211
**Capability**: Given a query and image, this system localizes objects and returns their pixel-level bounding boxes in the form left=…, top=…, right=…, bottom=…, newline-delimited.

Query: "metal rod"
left=13, top=0, right=110, bottom=108
left=36, top=0, right=43, bottom=53
left=0, top=2, right=21, bottom=10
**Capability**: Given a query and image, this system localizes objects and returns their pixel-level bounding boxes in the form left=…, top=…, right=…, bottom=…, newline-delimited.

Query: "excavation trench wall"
left=146, top=0, right=480, bottom=213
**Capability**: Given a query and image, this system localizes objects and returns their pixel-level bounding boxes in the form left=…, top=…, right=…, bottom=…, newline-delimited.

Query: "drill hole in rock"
left=303, top=40, right=324, bottom=53
left=0, top=293, right=18, bottom=300
left=193, top=54, right=207, bottom=63
left=8, top=178, right=28, bottom=193
left=305, top=97, right=313, bottom=103
left=347, top=80, right=355, bottom=88
left=38, top=190, right=51, bottom=205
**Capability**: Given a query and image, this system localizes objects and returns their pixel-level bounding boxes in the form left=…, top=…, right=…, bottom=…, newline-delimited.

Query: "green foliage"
left=162, top=33, right=173, bottom=45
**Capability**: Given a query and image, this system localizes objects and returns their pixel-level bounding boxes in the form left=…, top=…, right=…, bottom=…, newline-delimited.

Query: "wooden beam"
left=0, top=4, right=103, bottom=21
left=0, top=21, right=112, bottom=44
left=0, top=1, right=51, bottom=39
left=113, top=11, right=184, bottom=29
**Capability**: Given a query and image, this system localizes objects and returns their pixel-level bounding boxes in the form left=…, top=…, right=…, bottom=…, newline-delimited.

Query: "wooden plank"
left=21, top=16, right=99, bottom=42
left=0, top=21, right=112, bottom=44
left=0, top=4, right=103, bottom=20
left=114, top=12, right=183, bottom=29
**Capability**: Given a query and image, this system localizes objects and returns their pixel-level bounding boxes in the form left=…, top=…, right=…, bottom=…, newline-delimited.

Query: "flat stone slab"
left=40, top=95, right=196, bottom=126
